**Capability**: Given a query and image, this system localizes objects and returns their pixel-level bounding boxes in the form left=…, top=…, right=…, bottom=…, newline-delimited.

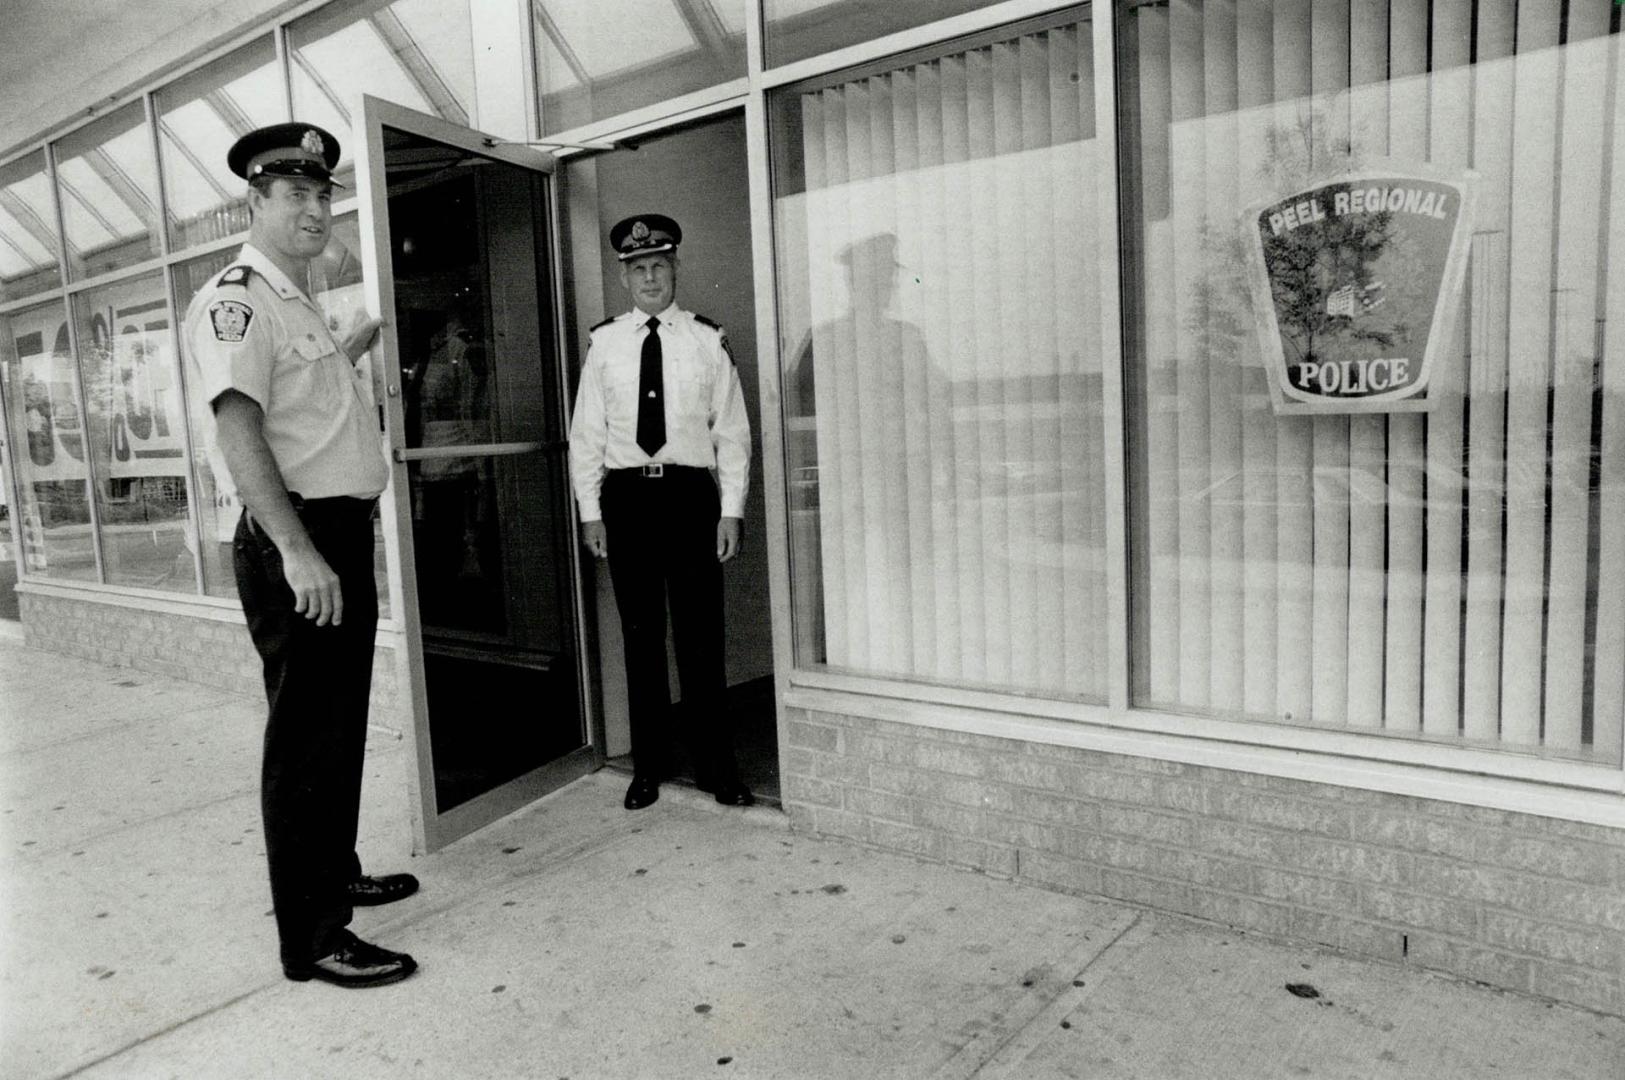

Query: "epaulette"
left=694, top=313, right=723, bottom=331
left=589, top=315, right=617, bottom=332
left=216, top=265, right=255, bottom=288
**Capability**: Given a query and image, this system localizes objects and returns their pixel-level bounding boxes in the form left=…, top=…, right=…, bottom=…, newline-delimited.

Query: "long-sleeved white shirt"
left=567, top=303, right=751, bottom=522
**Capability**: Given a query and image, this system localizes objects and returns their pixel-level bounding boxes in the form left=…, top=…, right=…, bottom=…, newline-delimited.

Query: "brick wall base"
left=782, top=706, right=1625, bottom=1017
left=18, top=591, right=404, bottom=732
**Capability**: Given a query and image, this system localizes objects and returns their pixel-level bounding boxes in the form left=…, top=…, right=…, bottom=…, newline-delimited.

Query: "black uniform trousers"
left=601, top=466, right=739, bottom=787
left=233, top=495, right=378, bottom=967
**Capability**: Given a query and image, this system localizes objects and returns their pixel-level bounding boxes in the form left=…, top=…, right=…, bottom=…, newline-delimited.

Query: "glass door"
left=355, top=96, right=597, bottom=852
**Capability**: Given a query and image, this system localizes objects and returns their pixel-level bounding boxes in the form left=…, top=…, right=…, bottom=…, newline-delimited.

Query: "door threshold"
left=600, top=757, right=781, bottom=809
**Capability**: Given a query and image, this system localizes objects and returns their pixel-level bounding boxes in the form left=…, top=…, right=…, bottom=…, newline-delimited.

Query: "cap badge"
left=300, top=129, right=324, bottom=156
left=631, top=220, right=650, bottom=242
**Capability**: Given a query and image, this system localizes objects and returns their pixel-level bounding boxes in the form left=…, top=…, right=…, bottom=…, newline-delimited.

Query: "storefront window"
left=288, top=0, right=476, bottom=189
left=765, top=0, right=1008, bottom=68
left=0, top=151, right=63, bottom=301
left=155, top=36, right=285, bottom=252
left=1116, top=0, right=1623, bottom=766
left=0, top=438, right=17, bottom=619
left=54, top=102, right=162, bottom=282
left=534, top=0, right=745, bottom=135
left=71, top=273, right=195, bottom=593
left=771, top=11, right=1109, bottom=700
left=0, top=300, right=96, bottom=582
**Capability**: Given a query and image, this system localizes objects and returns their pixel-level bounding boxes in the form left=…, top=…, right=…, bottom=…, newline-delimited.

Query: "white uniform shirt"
left=568, top=304, right=751, bottom=523
left=183, top=243, right=388, bottom=500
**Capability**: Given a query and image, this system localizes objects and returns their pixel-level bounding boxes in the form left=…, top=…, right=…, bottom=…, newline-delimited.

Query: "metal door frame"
left=354, top=94, right=601, bottom=853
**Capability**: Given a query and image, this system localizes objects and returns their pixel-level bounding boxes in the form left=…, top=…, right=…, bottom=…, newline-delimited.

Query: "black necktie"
left=636, top=315, right=665, bottom=456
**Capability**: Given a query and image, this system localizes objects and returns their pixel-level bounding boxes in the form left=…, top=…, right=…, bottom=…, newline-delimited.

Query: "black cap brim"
left=249, top=159, right=343, bottom=187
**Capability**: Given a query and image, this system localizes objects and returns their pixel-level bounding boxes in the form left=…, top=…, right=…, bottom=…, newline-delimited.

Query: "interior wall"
left=577, top=112, right=775, bottom=689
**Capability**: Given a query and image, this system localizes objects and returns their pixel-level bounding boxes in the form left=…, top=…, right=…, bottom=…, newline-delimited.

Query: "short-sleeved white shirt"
left=183, top=243, right=388, bottom=500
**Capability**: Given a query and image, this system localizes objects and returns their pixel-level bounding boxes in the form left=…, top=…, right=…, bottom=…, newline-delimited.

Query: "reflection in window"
left=772, top=15, right=1107, bottom=699
left=0, top=152, right=62, bottom=301
left=288, top=0, right=476, bottom=189
left=73, top=273, right=195, bottom=593
left=764, top=0, right=1005, bottom=68
left=156, top=36, right=285, bottom=252
left=54, top=101, right=162, bottom=281
left=0, top=301, right=96, bottom=582
left=1116, top=0, right=1622, bottom=766
left=0, top=439, right=16, bottom=619
left=534, top=0, right=744, bottom=134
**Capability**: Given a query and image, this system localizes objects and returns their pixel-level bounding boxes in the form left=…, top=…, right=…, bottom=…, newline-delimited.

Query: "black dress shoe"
left=624, top=776, right=660, bottom=810
left=345, top=873, right=419, bottom=907
left=710, top=781, right=755, bottom=807
left=284, top=931, right=417, bottom=988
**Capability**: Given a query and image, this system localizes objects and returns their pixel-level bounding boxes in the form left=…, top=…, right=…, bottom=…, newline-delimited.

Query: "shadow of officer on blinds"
left=784, top=232, right=947, bottom=670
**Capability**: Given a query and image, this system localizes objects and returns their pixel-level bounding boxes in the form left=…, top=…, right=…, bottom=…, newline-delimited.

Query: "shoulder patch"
left=208, top=300, right=254, bottom=342
left=217, top=265, right=254, bottom=287
left=693, top=313, right=722, bottom=331
left=589, top=315, right=617, bottom=333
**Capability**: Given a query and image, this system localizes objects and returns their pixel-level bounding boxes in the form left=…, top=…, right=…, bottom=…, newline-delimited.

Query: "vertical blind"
left=778, top=15, right=1109, bottom=699
left=1124, top=0, right=1623, bottom=763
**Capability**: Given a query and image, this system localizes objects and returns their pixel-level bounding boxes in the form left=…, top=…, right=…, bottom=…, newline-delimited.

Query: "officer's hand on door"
left=340, top=314, right=385, bottom=364
left=582, top=520, right=608, bottom=560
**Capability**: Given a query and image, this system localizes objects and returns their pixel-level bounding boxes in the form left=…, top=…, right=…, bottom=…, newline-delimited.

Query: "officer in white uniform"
left=568, top=214, right=754, bottom=810
left=183, top=122, right=417, bottom=988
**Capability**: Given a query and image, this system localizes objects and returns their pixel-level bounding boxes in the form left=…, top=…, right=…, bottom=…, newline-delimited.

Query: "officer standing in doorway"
left=568, top=214, right=754, bottom=811
left=183, top=123, right=418, bottom=988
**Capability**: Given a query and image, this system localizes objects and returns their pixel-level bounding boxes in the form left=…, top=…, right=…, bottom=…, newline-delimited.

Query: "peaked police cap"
left=609, top=214, right=682, bottom=261
left=227, top=123, right=343, bottom=185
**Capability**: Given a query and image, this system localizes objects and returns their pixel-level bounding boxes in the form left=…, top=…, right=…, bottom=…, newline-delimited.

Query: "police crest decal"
left=1240, top=164, right=1477, bottom=414
left=209, top=300, right=254, bottom=342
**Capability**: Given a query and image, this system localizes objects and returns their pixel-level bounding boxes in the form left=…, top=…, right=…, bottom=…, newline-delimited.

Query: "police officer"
left=568, top=214, right=754, bottom=811
left=183, top=123, right=417, bottom=987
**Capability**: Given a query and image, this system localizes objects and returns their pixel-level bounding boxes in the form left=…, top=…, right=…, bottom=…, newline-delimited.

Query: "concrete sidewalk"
left=2, top=637, right=1621, bottom=1080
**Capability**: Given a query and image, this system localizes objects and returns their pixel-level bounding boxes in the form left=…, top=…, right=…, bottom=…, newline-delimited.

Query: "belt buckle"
left=641, top=463, right=664, bottom=478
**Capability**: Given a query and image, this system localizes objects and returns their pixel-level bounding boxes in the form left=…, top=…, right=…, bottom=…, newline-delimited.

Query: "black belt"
left=608, top=465, right=706, bottom=479
left=285, top=492, right=378, bottom=518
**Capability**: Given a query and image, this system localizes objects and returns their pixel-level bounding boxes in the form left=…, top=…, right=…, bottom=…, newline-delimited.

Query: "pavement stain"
left=820, top=883, right=847, bottom=895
